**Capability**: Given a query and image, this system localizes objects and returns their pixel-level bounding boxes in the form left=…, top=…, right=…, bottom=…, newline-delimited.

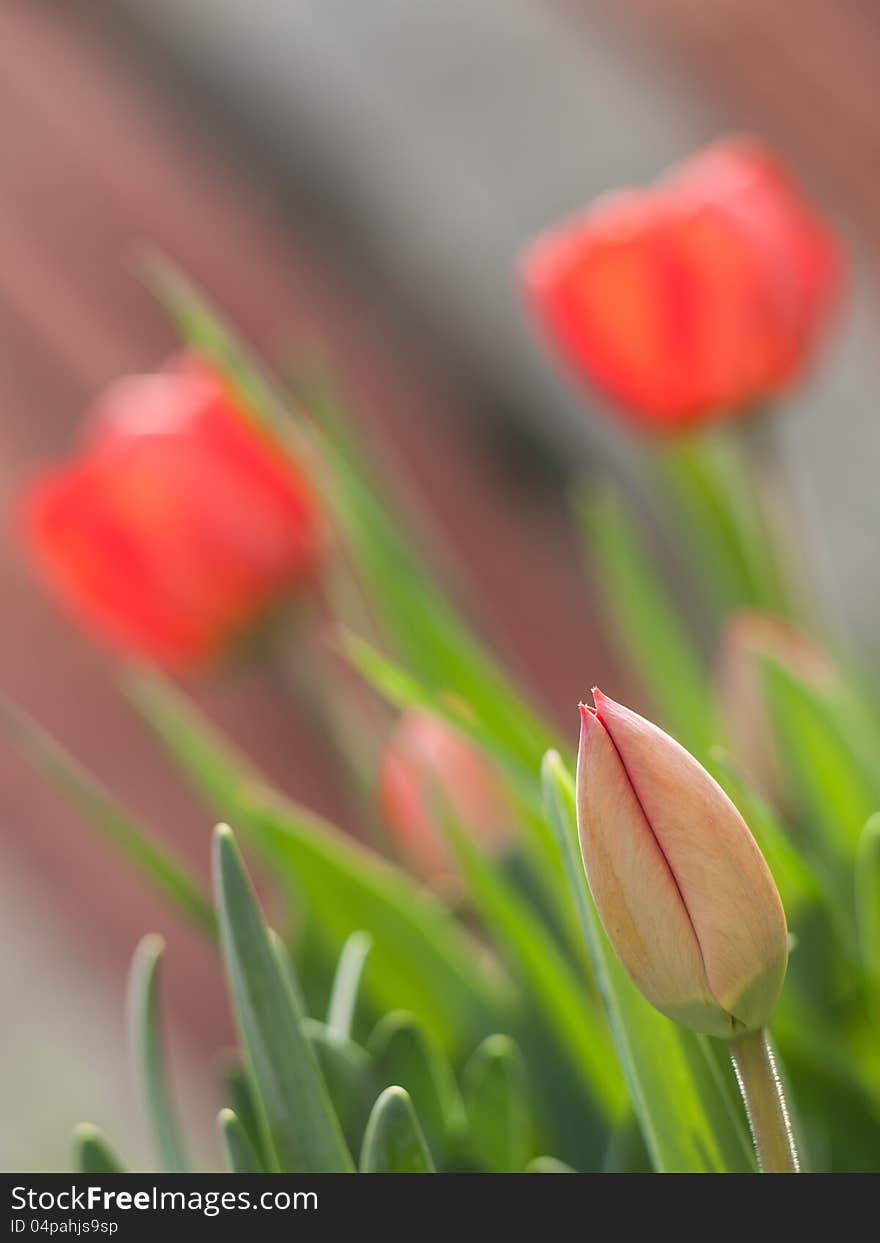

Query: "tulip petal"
left=576, top=704, right=728, bottom=1034
left=591, top=690, right=787, bottom=1030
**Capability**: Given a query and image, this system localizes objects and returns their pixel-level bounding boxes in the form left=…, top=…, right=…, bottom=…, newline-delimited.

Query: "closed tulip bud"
left=717, top=611, right=836, bottom=807
left=523, top=137, right=841, bottom=432
left=577, top=689, right=787, bottom=1037
left=378, top=709, right=509, bottom=881
left=22, top=354, right=324, bottom=671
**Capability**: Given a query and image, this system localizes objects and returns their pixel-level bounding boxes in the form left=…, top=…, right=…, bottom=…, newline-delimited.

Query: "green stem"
left=727, top=1028, right=800, bottom=1173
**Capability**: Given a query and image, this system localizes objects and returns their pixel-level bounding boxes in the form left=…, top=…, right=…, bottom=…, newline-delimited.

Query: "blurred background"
left=2, top=0, right=878, bottom=1169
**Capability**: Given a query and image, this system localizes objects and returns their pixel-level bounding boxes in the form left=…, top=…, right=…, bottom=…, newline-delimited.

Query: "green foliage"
left=360, top=1088, right=435, bottom=1173
left=72, top=1124, right=126, bottom=1175
left=126, top=935, right=188, bottom=1172
left=36, top=267, right=880, bottom=1174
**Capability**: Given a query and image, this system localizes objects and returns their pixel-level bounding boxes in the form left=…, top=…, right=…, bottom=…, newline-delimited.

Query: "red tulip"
left=523, top=138, right=841, bottom=431
left=23, top=354, right=324, bottom=670
left=378, top=709, right=509, bottom=881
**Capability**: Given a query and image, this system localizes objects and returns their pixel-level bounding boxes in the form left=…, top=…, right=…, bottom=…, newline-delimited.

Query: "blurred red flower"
left=23, top=354, right=324, bottom=670
left=378, top=709, right=510, bottom=881
left=522, top=137, right=842, bottom=431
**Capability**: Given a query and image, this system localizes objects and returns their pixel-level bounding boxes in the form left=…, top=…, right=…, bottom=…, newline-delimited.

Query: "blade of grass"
left=127, top=935, right=188, bottom=1172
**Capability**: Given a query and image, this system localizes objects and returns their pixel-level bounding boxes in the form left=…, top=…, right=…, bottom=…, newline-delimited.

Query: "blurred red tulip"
left=523, top=138, right=841, bottom=431
left=23, top=354, right=324, bottom=670
left=378, top=709, right=509, bottom=881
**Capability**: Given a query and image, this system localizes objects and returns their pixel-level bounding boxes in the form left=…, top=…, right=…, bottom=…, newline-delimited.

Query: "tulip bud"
left=717, top=611, right=836, bottom=807
left=22, top=354, right=324, bottom=671
left=378, top=709, right=509, bottom=881
left=522, top=137, right=841, bottom=431
left=576, top=689, right=787, bottom=1036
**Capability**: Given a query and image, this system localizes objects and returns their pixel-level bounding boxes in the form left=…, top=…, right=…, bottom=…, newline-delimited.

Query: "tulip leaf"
left=541, top=751, right=756, bottom=1172
left=461, top=1034, right=531, bottom=1173
left=709, top=748, right=824, bottom=915
left=0, top=698, right=214, bottom=936
left=327, top=931, right=372, bottom=1042
left=127, top=934, right=188, bottom=1172
left=221, top=1065, right=272, bottom=1172
left=656, top=433, right=790, bottom=617
left=368, top=1011, right=465, bottom=1162
left=302, top=372, right=561, bottom=775
left=574, top=486, right=715, bottom=759
left=131, top=672, right=510, bottom=1054
left=440, top=809, right=624, bottom=1123
left=148, top=258, right=557, bottom=774
left=359, top=1087, right=435, bottom=1173
left=339, top=627, right=594, bottom=987
left=304, top=1018, right=377, bottom=1152
left=856, top=815, right=880, bottom=995
left=219, top=1109, right=265, bottom=1174
left=213, top=824, right=354, bottom=1172
left=525, top=1155, right=575, bottom=1173
left=761, top=658, right=880, bottom=862
left=72, top=1124, right=126, bottom=1174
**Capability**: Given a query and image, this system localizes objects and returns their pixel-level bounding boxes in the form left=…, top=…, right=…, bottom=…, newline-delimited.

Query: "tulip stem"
left=727, top=1028, right=799, bottom=1173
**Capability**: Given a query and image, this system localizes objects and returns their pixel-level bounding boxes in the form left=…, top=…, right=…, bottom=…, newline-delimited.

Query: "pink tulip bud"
left=577, top=689, right=787, bottom=1037
left=378, top=709, right=509, bottom=881
left=717, top=611, right=836, bottom=807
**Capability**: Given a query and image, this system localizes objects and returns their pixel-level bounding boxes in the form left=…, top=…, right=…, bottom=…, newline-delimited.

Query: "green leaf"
left=368, top=1011, right=465, bottom=1161
left=213, top=824, right=354, bottom=1172
left=761, top=658, right=880, bottom=862
left=148, top=259, right=557, bottom=776
left=541, top=751, right=756, bottom=1173
left=656, top=433, right=790, bottom=617
left=126, top=935, right=188, bottom=1173
left=439, top=810, right=623, bottom=1122
left=856, top=815, right=880, bottom=996
left=525, top=1155, right=575, bottom=1173
left=461, top=1034, right=531, bottom=1173
left=302, top=373, right=560, bottom=776
left=340, top=629, right=574, bottom=912
left=221, top=1065, right=272, bottom=1172
left=574, top=486, right=715, bottom=759
left=218, top=1109, right=265, bottom=1173
left=131, top=673, right=509, bottom=1054
left=359, top=1087, right=435, bottom=1173
left=0, top=698, right=214, bottom=936
left=709, top=748, right=823, bottom=916
left=327, top=931, right=372, bottom=1042
left=72, top=1124, right=126, bottom=1174
left=303, top=1018, right=377, bottom=1153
